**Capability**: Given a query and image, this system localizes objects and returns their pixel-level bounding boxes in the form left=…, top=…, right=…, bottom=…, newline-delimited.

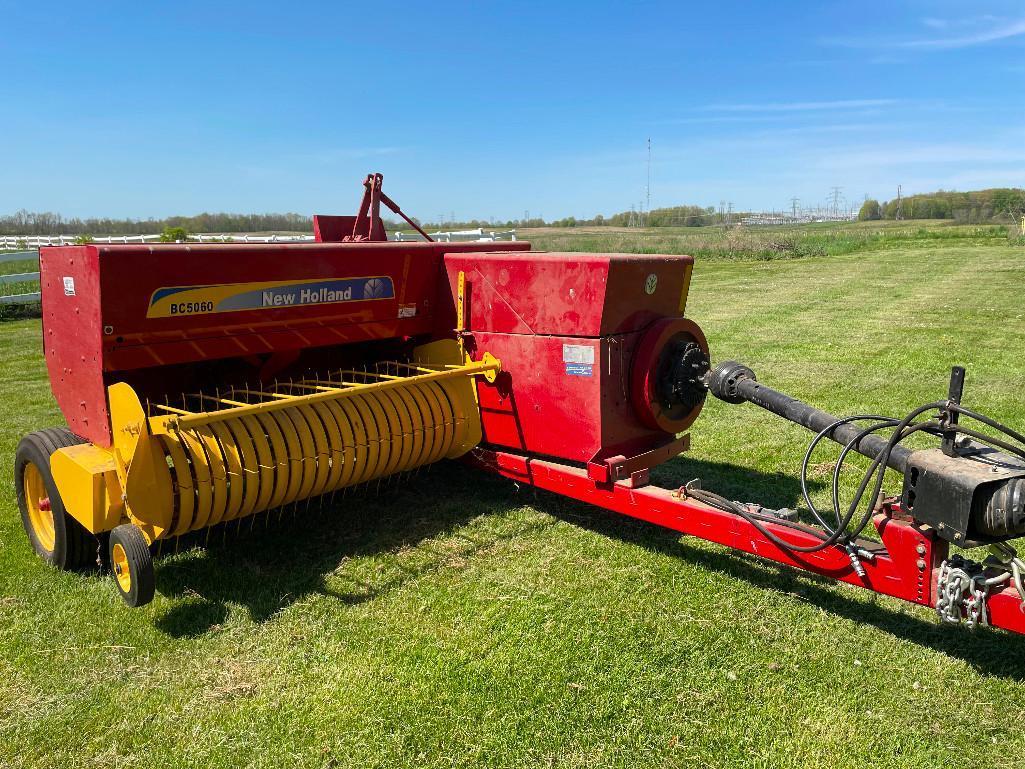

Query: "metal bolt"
left=917, top=559, right=926, bottom=570
left=916, top=544, right=926, bottom=555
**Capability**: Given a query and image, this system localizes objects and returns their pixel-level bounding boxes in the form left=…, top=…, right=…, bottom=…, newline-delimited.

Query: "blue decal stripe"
left=151, top=284, right=217, bottom=304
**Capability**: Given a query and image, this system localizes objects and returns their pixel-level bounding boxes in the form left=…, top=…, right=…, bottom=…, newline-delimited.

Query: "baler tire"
left=108, top=524, right=155, bottom=608
left=15, top=428, right=98, bottom=571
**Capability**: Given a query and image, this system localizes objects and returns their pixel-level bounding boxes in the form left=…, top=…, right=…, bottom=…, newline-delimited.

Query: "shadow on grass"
left=151, top=451, right=1025, bottom=678
left=533, top=454, right=1025, bottom=680
left=152, top=463, right=511, bottom=637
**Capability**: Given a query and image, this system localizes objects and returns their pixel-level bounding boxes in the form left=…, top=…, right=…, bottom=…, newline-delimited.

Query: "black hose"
left=800, top=415, right=896, bottom=531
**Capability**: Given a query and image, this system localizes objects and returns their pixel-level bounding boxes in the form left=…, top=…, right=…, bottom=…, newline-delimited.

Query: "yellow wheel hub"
left=23, top=463, right=55, bottom=552
left=111, top=543, right=132, bottom=593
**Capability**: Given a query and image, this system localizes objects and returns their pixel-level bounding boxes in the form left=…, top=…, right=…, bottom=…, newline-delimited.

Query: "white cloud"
left=699, top=99, right=898, bottom=113
left=900, top=18, right=1025, bottom=49
left=827, top=17, right=1025, bottom=51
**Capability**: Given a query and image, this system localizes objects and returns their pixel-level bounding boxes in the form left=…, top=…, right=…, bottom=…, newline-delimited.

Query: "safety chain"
left=936, top=556, right=988, bottom=628
left=936, top=546, right=1025, bottom=629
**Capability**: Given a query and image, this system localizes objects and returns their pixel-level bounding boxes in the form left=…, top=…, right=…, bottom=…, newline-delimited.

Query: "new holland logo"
left=147, top=276, right=395, bottom=318
left=363, top=278, right=388, bottom=299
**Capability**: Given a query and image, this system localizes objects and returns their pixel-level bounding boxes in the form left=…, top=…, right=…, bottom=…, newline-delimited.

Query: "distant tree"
left=72, top=234, right=94, bottom=244
left=858, top=199, right=881, bottom=221
left=593, top=214, right=604, bottom=226
left=159, top=226, right=189, bottom=243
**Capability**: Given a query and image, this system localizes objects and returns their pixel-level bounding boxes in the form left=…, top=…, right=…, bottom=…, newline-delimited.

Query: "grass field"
left=1, top=232, right=1024, bottom=768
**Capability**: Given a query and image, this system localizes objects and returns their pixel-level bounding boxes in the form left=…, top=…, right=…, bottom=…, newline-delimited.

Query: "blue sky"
left=1, top=1, right=1023, bottom=221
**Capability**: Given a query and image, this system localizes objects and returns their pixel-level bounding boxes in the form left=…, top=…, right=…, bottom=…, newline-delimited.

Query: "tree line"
left=0, top=210, right=315, bottom=237
left=5, top=187, right=1023, bottom=237
left=859, top=188, right=1025, bottom=223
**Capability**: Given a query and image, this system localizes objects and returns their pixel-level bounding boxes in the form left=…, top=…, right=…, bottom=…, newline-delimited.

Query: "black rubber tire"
left=14, top=428, right=98, bottom=570
left=108, top=524, right=155, bottom=607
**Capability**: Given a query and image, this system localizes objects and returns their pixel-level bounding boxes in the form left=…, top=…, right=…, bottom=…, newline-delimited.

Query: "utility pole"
left=895, top=186, right=903, bottom=221
left=646, top=137, right=652, bottom=216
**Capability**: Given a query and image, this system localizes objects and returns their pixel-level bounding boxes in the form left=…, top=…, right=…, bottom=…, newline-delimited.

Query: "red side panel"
left=39, top=247, right=109, bottom=445
left=470, top=331, right=653, bottom=464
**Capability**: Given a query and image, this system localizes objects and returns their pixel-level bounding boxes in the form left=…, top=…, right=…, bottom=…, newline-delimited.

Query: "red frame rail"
left=472, top=448, right=1025, bottom=637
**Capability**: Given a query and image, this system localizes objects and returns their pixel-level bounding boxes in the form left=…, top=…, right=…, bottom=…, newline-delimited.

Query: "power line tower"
left=790, top=197, right=800, bottom=220
left=645, top=137, right=652, bottom=216
left=895, top=186, right=903, bottom=221
left=830, top=186, right=843, bottom=217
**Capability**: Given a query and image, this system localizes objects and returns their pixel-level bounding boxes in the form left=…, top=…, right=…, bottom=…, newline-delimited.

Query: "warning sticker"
left=398, top=303, right=417, bottom=319
left=565, top=363, right=593, bottom=377
left=62, top=276, right=76, bottom=296
left=562, top=344, right=595, bottom=365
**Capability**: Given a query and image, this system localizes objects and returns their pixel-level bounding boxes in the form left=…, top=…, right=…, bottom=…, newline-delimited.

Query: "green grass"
left=523, top=220, right=1013, bottom=261
left=2, top=238, right=1025, bottom=767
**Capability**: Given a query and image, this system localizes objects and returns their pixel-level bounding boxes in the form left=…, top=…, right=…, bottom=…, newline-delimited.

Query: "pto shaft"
left=707, top=361, right=912, bottom=473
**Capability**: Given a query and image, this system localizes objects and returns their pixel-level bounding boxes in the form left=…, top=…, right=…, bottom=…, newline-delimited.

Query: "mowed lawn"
left=1, top=242, right=1025, bottom=768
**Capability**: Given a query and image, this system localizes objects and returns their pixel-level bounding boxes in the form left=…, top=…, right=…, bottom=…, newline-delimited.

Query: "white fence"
left=393, top=228, right=517, bottom=242
left=1, top=229, right=516, bottom=249
left=0, top=251, right=40, bottom=305
left=0, top=233, right=317, bottom=248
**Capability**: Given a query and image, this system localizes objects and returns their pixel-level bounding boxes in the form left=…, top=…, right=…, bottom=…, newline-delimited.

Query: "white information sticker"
left=398, top=303, right=417, bottom=319
left=562, top=344, right=595, bottom=365
left=62, top=276, right=76, bottom=296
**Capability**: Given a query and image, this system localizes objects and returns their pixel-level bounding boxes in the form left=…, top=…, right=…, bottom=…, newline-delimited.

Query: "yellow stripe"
left=679, top=262, right=693, bottom=315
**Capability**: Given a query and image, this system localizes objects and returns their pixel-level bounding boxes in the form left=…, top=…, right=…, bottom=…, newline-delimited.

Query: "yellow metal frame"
left=111, top=542, right=132, bottom=593
left=23, top=463, right=55, bottom=552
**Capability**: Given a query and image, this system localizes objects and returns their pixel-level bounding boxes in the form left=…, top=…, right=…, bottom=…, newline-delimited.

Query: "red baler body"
left=39, top=241, right=528, bottom=447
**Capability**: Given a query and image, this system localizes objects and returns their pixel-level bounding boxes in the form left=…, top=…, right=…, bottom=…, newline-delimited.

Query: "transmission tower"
left=791, top=197, right=800, bottom=220
left=830, top=187, right=843, bottom=217
left=646, top=138, right=651, bottom=215
left=895, top=186, right=903, bottom=221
